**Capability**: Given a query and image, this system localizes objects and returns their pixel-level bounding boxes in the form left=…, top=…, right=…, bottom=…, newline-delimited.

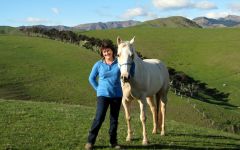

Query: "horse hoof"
left=126, top=137, right=131, bottom=142
left=142, top=140, right=148, bottom=145
left=161, top=131, right=165, bottom=136
left=152, top=130, right=157, bottom=134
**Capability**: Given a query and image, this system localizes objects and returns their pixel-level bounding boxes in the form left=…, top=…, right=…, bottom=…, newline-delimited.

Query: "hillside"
left=0, top=35, right=98, bottom=105
left=135, top=16, right=202, bottom=28
left=11, top=15, right=240, bottom=32
left=193, top=15, right=240, bottom=28
left=0, top=26, right=23, bottom=34
left=74, top=20, right=140, bottom=31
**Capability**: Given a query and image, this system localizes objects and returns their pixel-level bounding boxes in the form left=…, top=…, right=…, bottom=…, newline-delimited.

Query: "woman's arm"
left=89, top=62, right=99, bottom=91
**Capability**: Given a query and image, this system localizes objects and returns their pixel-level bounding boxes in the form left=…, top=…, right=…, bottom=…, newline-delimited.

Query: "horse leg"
left=138, top=99, right=148, bottom=145
left=160, top=95, right=167, bottom=136
left=156, top=91, right=162, bottom=134
left=146, top=96, right=157, bottom=134
left=122, top=98, right=132, bottom=142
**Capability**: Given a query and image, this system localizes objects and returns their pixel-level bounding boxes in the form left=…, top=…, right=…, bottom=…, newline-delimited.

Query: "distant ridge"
left=0, top=26, right=22, bottom=34
left=13, top=14, right=240, bottom=30
left=193, top=15, right=240, bottom=28
left=18, top=25, right=72, bottom=31
left=140, top=16, right=202, bottom=28
left=73, top=20, right=141, bottom=31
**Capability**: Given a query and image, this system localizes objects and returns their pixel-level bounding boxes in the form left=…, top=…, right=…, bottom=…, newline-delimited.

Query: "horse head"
left=117, top=36, right=135, bottom=83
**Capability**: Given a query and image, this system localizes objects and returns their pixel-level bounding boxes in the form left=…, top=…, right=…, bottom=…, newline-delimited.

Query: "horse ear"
left=117, top=36, right=122, bottom=45
left=130, top=36, right=135, bottom=44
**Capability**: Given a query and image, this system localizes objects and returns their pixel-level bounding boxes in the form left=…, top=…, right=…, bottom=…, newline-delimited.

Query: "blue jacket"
left=89, top=59, right=123, bottom=98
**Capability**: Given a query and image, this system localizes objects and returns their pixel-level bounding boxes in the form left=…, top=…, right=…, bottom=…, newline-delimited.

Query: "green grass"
left=139, top=16, right=201, bottom=28
left=1, top=99, right=240, bottom=149
left=0, top=35, right=98, bottom=105
left=0, top=26, right=23, bottom=35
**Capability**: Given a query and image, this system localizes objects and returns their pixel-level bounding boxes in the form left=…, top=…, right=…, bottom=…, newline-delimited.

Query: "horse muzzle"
left=121, top=75, right=130, bottom=83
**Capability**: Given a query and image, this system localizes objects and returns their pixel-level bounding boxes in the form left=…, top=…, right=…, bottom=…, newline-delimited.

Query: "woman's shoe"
left=85, top=143, right=93, bottom=150
left=110, top=143, right=121, bottom=149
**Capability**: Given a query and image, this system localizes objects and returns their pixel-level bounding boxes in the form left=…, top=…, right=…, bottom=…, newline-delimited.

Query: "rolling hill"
left=193, top=15, right=240, bottom=28
left=140, top=16, right=202, bottom=28
left=16, top=16, right=202, bottom=32
left=0, top=34, right=98, bottom=105
left=0, top=26, right=23, bottom=34
left=74, top=20, right=140, bottom=31
left=73, top=16, right=201, bottom=30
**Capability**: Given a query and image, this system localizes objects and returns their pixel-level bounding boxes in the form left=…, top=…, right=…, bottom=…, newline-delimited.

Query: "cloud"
left=152, top=0, right=191, bottom=10
left=25, top=17, right=49, bottom=24
left=229, top=3, right=240, bottom=12
left=121, top=7, right=147, bottom=19
left=51, top=7, right=60, bottom=15
left=120, top=7, right=157, bottom=20
left=194, top=1, right=217, bottom=9
left=205, top=12, right=229, bottom=19
left=152, top=0, right=217, bottom=10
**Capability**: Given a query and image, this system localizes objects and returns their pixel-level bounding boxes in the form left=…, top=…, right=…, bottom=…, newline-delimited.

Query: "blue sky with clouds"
left=1, top=0, right=240, bottom=27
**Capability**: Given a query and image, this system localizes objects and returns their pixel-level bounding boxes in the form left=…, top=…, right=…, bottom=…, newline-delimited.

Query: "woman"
left=85, top=40, right=122, bottom=150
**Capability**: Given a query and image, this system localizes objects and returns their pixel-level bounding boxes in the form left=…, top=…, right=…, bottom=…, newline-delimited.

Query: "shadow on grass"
left=94, top=133, right=240, bottom=149
left=120, top=143, right=240, bottom=150
left=168, top=67, right=237, bottom=108
left=193, top=94, right=237, bottom=109
left=169, top=132, right=240, bottom=141
left=95, top=143, right=240, bottom=150
left=0, top=77, right=47, bottom=101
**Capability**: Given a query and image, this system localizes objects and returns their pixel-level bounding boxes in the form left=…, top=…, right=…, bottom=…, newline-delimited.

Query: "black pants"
left=87, top=96, right=122, bottom=145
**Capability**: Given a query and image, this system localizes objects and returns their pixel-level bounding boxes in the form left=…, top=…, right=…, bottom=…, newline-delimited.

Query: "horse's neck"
left=131, top=51, right=144, bottom=84
left=128, top=54, right=145, bottom=98
left=133, top=51, right=143, bottom=65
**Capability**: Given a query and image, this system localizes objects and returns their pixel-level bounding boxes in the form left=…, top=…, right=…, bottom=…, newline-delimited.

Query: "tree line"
left=19, top=26, right=112, bottom=54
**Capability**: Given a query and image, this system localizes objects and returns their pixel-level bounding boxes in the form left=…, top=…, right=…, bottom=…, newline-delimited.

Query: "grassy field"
left=1, top=27, right=240, bottom=149
left=1, top=99, right=240, bottom=149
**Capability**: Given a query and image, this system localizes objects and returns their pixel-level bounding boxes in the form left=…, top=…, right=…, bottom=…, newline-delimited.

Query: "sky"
left=1, top=0, right=240, bottom=27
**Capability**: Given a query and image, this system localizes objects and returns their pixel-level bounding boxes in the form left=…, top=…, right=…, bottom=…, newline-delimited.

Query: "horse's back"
left=143, top=59, right=168, bottom=76
left=142, top=58, right=169, bottom=94
left=143, top=58, right=161, bottom=64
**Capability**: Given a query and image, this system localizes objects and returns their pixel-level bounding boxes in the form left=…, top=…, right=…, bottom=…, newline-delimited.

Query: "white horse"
left=117, top=36, right=169, bottom=145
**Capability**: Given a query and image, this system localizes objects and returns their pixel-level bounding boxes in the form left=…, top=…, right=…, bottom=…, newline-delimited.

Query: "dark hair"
left=99, top=39, right=116, bottom=58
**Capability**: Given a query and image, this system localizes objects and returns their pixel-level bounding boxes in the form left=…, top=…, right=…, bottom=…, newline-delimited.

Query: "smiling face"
left=102, top=48, right=114, bottom=60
